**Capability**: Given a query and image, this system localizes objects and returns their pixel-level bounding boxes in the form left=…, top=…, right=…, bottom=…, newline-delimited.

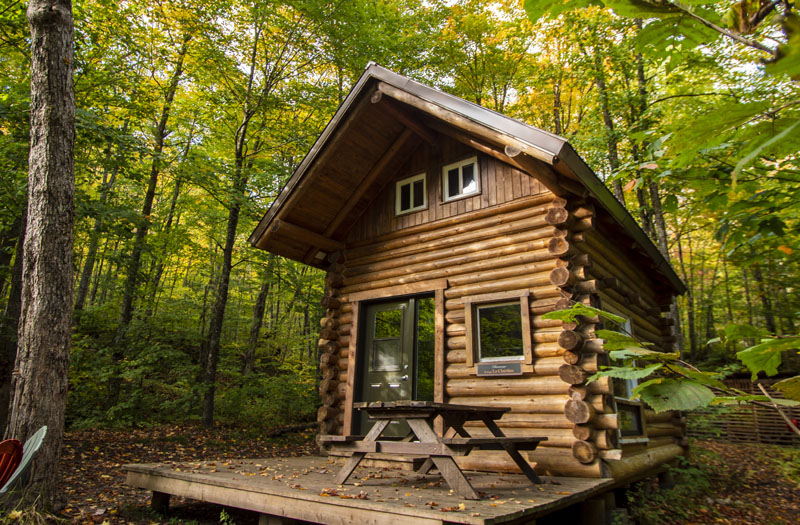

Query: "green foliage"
left=542, top=304, right=625, bottom=325
left=773, top=376, right=800, bottom=402
left=633, top=378, right=716, bottom=412
left=737, top=336, right=800, bottom=379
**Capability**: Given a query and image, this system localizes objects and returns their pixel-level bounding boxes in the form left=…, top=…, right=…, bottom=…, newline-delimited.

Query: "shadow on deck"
left=124, top=456, right=614, bottom=524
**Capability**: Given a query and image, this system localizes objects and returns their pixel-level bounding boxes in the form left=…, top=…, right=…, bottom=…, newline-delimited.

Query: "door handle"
left=401, top=375, right=409, bottom=381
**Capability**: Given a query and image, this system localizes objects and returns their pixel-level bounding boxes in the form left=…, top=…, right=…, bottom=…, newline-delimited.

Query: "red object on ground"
left=0, top=439, right=22, bottom=487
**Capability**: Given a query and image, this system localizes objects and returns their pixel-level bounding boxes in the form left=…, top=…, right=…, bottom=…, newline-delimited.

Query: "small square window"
left=464, top=290, right=533, bottom=370
left=476, top=302, right=524, bottom=361
left=396, top=173, right=427, bottom=215
left=442, top=156, right=480, bottom=201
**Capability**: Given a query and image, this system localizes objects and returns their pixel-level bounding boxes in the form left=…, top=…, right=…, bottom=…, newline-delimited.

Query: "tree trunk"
left=110, top=36, right=189, bottom=405
left=751, top=262, right=776, bottom=334
left=201, top=165, right=246, bottom=428
left=243, top=262, right=272, bottom=375
left=589, top=44, right=623, bottom=201
left=6, top=0, right=74, bottom=508
left=74, top=124, right=125, bottom=313
left=0, top=208, right=26, bottom=435
left=0, top=213, right=24, bottom=301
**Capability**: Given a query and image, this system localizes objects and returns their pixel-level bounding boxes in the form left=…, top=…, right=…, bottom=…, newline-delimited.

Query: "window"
left=476, top=302, right=524, bottom=361
left=442, top=156, right=479, bottom=201
left=464, top=290, right=533, bottom=369
left=395, top=173, right=426, bottom=215
left=607, top=313, right=648, bottom=441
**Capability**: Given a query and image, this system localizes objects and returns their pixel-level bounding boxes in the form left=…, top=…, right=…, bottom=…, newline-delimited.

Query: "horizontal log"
left=346, top=223, right=565, bottom=283
left=318, top=339, right=340, bottom=354
left=594, top=413, right=618, bottom=430
left=545, top=206, right=570, bottom=226
left=646, top=423, right=683, bottom=438
left=320, top=367, right=338, bottom=380
left=595, top=429, right=618, bottom=450
left=605, top=444, right=684, bottom=481
left=460, top=426, right=578, bottom=448
left=319, top=328, right=338, bottom=341
left=346, top=194, right=555, bottom=253
left=558, top=330, right=584, bottom=351
left=346, top=213, right=553, bottom=269
left=317, top=406, right=340, bottom=423
left=320, top=296, right=341, bottom=310
left=320, top=391, right=336, bottom=406
left=573, top=424, right=592, bottom=441
left=445, top=272, right=557, bottom=300
left=565, top=399, right=595, bottom=424
left=344, top=244, right=562, bottom=296
left=447, top=394, right=608, bottom=414
left=644, top=410, right=679, bottom=424
left=446, top=375, right=584, bottom=396
left=573, top=440, right=598, bottom=464
left=454, top=449, right=607, bottom=478
left=558, top=364, right=588, bottom=385
left=319, top=419, right=339, bottom=435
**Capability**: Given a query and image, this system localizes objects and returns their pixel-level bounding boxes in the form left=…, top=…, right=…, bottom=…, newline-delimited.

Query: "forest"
left=0, top=0, right=797, bottom=457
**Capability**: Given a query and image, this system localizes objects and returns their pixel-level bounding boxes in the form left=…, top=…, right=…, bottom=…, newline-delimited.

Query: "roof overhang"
left=249, top=63, right=686, bottom=295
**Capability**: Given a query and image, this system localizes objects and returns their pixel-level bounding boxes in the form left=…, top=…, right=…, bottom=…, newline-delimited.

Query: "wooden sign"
left=476, top=362, right=523, bottom=376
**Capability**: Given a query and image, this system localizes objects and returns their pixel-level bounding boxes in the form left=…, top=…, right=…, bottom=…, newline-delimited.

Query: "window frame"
left=395, top=172, right=427, bottom=216
left=442, top=156, right=480, bottom=202
left=605, top=312, right=649, bottom=443
left=463, top=290, right=533, bottom=371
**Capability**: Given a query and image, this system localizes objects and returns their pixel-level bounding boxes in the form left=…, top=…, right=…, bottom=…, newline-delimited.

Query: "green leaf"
left=732, top=120, right=800, bottom=188
left=674, top=367, right=727, bottom=390
left=523, top=0, right=599, bottom=21
left=736, top=336, right=800, bottom=379
left=587, top=363, right=662, bottom=384
left=773, top=375, right=800, bottom=402
left=722, top=323, right=765, bottom=341
left=542, top=304, right=625, bottom=325
left=609, top=348, right=677, bottom=360
left=632, top=378, right=715, bottom=412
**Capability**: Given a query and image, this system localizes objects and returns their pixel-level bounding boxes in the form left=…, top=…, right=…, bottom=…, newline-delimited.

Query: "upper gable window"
left=395, top=173, right=426, bottom=215
left=442, top=156, right=479, bottom=201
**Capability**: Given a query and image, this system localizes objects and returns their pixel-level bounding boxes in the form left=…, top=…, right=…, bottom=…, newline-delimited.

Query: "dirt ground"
left=10, top=426, right=796, bottom=524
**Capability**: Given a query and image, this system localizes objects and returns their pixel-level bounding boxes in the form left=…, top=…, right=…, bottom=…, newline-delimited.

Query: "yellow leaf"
left=778, top=245, right=793, bottom=255
left=458, top=503, right=466, bottom=510
left=623, top=179, right=638, bottom=193
left=7, top=510, right=22, bottom=520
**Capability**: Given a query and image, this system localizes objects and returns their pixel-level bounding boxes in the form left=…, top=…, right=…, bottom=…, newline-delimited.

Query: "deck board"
left=124, top=456, right=613, bottom=524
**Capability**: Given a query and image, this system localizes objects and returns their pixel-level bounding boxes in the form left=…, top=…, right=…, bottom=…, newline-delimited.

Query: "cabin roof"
left=248, top=63, right=685, bottom=295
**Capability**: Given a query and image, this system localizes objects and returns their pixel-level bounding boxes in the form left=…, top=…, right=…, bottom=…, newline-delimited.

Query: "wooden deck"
left=124, top=456, right=614, bottom=524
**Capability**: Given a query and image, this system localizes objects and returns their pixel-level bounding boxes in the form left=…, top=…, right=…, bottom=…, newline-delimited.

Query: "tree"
left=5, top=0, right=74, bottom=508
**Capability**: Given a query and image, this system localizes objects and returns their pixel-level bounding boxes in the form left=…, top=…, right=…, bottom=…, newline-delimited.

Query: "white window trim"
left=395, top=172, right=427, bottom=215
left=442, top=156, right=480, bottom=202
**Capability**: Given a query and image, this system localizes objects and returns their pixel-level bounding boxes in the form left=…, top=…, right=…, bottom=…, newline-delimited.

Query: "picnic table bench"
left=320, top=401, right=546, bottom=499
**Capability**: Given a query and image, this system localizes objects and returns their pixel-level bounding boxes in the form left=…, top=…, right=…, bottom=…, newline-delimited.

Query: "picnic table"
left=320, top=401, right=546, bottom=499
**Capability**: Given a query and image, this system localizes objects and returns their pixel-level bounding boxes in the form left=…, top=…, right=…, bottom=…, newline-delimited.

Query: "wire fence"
left=687, top=379, right=800, bottom=446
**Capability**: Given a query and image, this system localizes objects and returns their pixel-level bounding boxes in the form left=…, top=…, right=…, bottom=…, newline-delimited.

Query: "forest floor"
left=4, top=425, right=797, bottom=524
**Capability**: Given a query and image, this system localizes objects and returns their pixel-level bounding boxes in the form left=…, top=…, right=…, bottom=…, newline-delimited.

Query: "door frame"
left=342, top=279, right=447, bottom=436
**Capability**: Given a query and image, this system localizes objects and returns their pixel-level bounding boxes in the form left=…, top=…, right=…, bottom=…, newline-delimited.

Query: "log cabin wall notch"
left=249, top=63, right=687, bottom=482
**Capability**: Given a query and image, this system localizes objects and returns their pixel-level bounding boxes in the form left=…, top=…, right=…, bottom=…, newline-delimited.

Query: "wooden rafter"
left=270, top=220, right=344, bottom=253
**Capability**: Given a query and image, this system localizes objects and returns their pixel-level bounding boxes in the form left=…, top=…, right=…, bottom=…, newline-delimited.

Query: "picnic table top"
left=353, top=401, right=510, bottom=416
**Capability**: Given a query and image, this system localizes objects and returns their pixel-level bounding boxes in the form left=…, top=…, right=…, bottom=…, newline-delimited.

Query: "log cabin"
left=248, top=63, right=687, bottom=483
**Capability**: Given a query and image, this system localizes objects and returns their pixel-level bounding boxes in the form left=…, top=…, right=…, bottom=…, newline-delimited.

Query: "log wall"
left=315, top=150, right=685, bottom=481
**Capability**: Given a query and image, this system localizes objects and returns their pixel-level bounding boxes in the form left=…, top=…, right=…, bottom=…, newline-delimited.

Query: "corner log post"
left=546, top=200, right=610, bottom=465
left=317, top=259, right=345, bottom=437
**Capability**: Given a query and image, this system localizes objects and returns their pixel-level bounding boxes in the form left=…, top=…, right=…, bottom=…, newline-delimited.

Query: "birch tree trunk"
left=5, top=0, right=74, bottom=507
